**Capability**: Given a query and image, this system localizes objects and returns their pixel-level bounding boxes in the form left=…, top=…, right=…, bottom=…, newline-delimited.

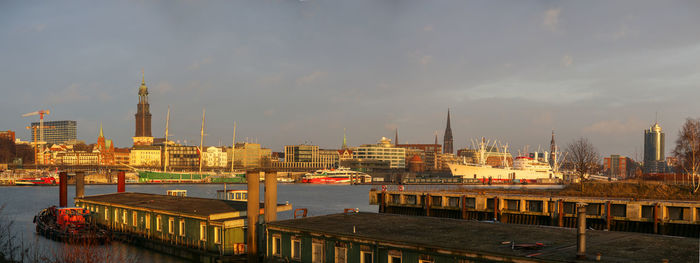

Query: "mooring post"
left=247, top=170, right=260, bottom=263
left=558, top=200, right=564, bottom=227
left=653, top=203, right=659, bottom=234
left=264, top=171, right=277, bottom=223
left=461, top=195, right=467, bottom=220
left=425, top=193, right=431, bottom=217
left=59, top=172, right=67, bottom=207
left=605, top=201, right=611, bottom=231
left=577, top=203, right=587, bottom=260
left=117, top=171, right=125, bottom=193
left=494, top=197, right=499, bottom=221
left=75, top=171, right=85, bottom=199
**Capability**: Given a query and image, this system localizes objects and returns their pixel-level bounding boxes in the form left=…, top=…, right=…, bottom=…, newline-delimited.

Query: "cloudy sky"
left=2, top=0, right=699, bottom=159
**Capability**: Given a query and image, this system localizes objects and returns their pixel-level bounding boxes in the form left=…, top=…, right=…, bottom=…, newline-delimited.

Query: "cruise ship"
left=448, top=138, right=562, bottom=183
left=302, top=167, right=371, bottom=184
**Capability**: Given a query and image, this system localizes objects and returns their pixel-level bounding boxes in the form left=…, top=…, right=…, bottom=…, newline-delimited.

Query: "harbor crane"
left=22, top=109, right=50, bottom=165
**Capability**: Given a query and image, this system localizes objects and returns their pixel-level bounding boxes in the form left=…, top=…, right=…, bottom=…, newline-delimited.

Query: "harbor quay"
left=369, top=189, right=700, bottom=238
left=264, top=212, right=697, bottom=262
left=74, top=192, right=291, bottom=262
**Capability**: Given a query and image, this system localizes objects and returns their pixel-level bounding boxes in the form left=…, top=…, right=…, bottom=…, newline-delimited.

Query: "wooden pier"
left=369, top=189, right=700, bottom=237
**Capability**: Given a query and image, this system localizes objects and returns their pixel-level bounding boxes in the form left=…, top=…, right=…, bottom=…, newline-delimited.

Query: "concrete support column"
left=59, top=172, right=67, bottom=207
left=264, top=171, right=277, bottom=223
left=247, top=170, right=260, bottom=263
left=75, top=171, right=85, bottom=199
left=577, top=203, right=587, bottom=260
left=653, top=203, right=659, bottom=234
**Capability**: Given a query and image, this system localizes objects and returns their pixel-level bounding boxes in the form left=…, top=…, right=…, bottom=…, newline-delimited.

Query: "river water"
left=0, top=184, right=377, bottom=262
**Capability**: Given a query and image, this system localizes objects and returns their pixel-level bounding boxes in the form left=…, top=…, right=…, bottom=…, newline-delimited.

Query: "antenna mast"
left=231, top=122, right=236, bottom=174
left=163, top=106, right=170, bottom=172
left=199, top=108, right=206, bottom=174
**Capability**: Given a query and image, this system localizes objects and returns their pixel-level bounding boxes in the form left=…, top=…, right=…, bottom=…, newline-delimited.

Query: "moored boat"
left=15, top=177, right=57, bottom=185
left=34, top=206, right=110, bottom=244
left=302, top=167, right=371, bottom=184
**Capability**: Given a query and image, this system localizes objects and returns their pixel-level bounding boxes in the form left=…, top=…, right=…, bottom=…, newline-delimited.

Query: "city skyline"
left=2, top=1, right=700, bottom=158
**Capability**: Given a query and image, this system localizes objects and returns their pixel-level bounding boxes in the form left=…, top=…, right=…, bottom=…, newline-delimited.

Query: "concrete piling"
left=264, top=171, right=277, bottom=223
left=75, top=171, right=85, bottom=198
left=577, top=203, right=587, bottom=260
left=117, top=171, right=125, bottom=193
left=59, top=172, right=67, bottom=207
left=247, top=170, right=260, bottom=263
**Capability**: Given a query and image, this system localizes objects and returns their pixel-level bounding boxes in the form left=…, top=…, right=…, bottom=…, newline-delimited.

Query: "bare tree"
left=565, top=137, right=600, bottom=192
left=673, top=118, right=700, bottom=193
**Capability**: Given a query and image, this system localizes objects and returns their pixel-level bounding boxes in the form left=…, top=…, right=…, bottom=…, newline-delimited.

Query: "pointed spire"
left=446, top=108, right=451, bottom=129
left=443, top=109, right=453, bottom=154
left=342, top=128, right=348, bottom=149
left=141, top=68, right=145, bottom=85
left=99, top=122, right=104, bottom=138
left=395, top=128, right=399, bottom=146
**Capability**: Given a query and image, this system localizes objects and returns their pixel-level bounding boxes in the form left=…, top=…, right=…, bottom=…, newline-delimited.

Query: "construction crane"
left=22, top=109, right=50, bottom=166
left=26, top=125, right=56, bottom=168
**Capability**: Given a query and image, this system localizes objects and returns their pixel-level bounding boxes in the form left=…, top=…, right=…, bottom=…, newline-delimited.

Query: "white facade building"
left=352, top=137, right=406, bottom=169
left=204, top=146, right=228, bottom=167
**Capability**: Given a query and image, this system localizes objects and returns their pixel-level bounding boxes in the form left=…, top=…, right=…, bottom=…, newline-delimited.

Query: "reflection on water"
left=0, top=184, right=375, bottom=262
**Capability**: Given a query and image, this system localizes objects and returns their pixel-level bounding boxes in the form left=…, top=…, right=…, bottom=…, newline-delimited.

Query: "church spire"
left=443, top=109, right=453, bottom=154
left=142, top=68, right=145, bottom=85
left=342, top=128, right=348, bottom=149
left=395, top=128, right=399, bottom=146
left=99, top=122, right=104, bottom=138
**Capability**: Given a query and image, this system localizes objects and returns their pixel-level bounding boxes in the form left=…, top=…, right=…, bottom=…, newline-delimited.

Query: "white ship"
left=448, top=138, right=563, bottom=183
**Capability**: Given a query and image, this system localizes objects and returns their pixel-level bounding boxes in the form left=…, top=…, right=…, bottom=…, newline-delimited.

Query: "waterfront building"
left=436, top=153, right=460, bottom=171
left=30, top=120, right=77, bottom=145
left=204, top=146, right=227, bottom=167
left=352, top=137, right=405, bottom=169
left=75, top=192, right=292, bottom=261
left=643, top=122, right=667, bottom=174
left=338, top=149, right=353, bottom=163
left=265, top=212, right=697, bottom=263
left=408, top=155, right=425, bottom=173
left=396, top=143, right=441, bottom=170
left=443, top=109, right=453, bottom=154
left=275, top=144, right=336, bottom=169
left=58, top=151, right=99, bottom=165
left=133, top=71, right=154, bottom=146
left=114, top=148, right=130, bottom=165
left=604, top=155, right=639, bottom=179
left=129, top=145, right=162, bottom=167
left=164, top=145, right=199, bottom=169
left=0, top=130, right=15, bottom=142
left=227, top=143, right=272, bottom=169
left=95, top=124, right=115, bottom=165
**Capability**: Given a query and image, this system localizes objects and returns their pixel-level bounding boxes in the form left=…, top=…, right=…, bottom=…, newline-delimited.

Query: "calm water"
left=0, top=184, right=376, bottom=262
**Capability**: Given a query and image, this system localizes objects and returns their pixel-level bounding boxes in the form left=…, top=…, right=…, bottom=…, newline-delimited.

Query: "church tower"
left=443, top=109, right=453, bottom=154
left=133, top=70, right=154, bottom=146
left=549, top=130, right=556, bottom=168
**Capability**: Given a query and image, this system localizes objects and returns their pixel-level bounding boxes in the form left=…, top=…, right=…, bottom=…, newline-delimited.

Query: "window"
left=389, top=255, right=401, bottom=263
left=272, top=235, right=281, bottom=256
left=145, top=214, right=151, bottom=229
left=526, top=200, right=543, bottom=213
left=199, top=223, right=206, bottom=241
left=291, top=239, right=301, bottom=260
left=334, top=245, right=347, bottom=263
left=114, top=209, right=119, bottom=223
left=312, top=241, right=324, bottom=263
left=104, top=208, right=109, bottom=220
left=419, top=255, right=434, bottom=263
left=168, top=218, right=175, bottom=234
left=213, top=227, right=221, bottom=244
left=156, top=216, right=162, bottom=231
left=179, top=219, right=186, bottom=237
left=122, top=210, right=127, bottom=225
left=360, top=251, right=373, bottom=263
left=132, top=211, right=138, bottom=226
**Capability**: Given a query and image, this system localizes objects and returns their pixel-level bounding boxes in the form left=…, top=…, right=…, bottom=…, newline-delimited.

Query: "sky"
left=1, top=0, right=700, bottom=160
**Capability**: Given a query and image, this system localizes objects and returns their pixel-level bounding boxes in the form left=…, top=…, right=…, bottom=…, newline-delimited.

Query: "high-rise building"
left=643, top=122, right=667, bottom=174
left=30, top=120, right=77, bottom=144
left=133, top=71, right=154, bottom=146
left=443, top=109, right=453, bottom=154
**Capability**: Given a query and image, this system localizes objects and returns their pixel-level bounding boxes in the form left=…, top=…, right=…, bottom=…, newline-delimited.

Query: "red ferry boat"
left=14, top=177, right=57, bottom=185
left=34, top=206, right=110, bottom=244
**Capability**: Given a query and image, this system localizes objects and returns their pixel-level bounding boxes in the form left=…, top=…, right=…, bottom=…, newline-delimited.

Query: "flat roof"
left=268, top=212, right=697, bottom=262
left=77, top=192, right=288, bottom=218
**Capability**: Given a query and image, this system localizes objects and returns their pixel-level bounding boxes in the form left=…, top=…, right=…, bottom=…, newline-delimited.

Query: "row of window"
left=271, top=236, right=434, bottom=263
left=80, top=203, right=222, bottom=243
